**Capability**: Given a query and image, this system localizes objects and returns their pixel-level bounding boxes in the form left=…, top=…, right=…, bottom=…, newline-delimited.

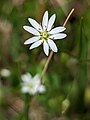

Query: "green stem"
left=24, top=94, right=30, bottom=120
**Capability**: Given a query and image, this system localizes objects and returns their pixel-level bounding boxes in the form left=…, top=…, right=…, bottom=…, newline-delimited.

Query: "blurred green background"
left=0, top=0, right=90, bottom=120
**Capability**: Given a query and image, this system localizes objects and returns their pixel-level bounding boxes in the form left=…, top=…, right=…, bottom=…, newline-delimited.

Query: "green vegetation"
left=0, top=0, right=90, bottom=120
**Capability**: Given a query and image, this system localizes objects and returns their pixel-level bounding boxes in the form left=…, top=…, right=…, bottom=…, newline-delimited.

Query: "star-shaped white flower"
left=21, top=73, right=45, bottom=95
left=23, top=11, right=67, bottom=56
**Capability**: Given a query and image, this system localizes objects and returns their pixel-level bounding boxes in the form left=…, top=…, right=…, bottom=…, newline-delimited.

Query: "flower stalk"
left=41, top=8, right=75, bottom=82
left=24, top=94, right=30, bottom=120
left=21, top=73, right=46, bottom=120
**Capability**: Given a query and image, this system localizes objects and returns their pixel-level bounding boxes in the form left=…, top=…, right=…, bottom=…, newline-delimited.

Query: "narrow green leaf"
left=77, top=18, right=89, bottom=112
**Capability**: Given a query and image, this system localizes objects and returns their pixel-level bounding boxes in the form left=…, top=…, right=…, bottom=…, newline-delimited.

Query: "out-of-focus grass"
left=0, top=0, right=90, bottom=120
left=76, top=18, right=89, bottom=112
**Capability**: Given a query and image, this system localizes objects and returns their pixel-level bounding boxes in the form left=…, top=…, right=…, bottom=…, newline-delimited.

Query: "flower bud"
left=61, top=99, right=70, bottom=114
left=84, top=85, right=90, bottom=107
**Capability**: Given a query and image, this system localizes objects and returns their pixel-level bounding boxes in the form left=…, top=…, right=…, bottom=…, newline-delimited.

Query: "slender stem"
left=63, top=8, right=74, bottom=27
left=41, top=8, right=75, bottom=82
left=24, top=94, right=30, bottom=120
left=41, top=51, right=53, bottom=81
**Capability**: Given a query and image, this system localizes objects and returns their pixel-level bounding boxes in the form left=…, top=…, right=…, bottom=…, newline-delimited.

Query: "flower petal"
left=21, top=86, right=30, bottom=93
left=21, top=73, right=32, bottom=83
left=43, top=41, right=49, bottom=56
left=24, top=36, right=40, bottom=45
left=38, top=85, right=46, bottom=93
left=42, top=11, right=48, bottom=31
left=48, top=39, right=58, bottom=52
left=33, top=74, right=40, bottom=85
left=28, top=91, right=36, bottom=95
left=49, top=27, right=66, bottom=34
left=23, top=26, right=40, bottom=35
left=28, top=18, right=42, bottom=31
left=47, top=14, right=56, bottom=31
left=28, top=87, right=38, bottom=95
left=29, top=40, right=43, bottom=49
left=50, top=33, right=67, bottom=40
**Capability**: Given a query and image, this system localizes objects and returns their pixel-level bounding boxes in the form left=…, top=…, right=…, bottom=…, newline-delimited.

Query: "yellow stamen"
left=42, top=32, right=48, bottom=39
left=29, top=83, right=34, bottom=89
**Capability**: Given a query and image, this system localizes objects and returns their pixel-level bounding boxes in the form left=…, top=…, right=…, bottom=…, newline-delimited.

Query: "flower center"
left=28, top=83, right=34, bottom=89
left=41, top=32, right=48, bottom=39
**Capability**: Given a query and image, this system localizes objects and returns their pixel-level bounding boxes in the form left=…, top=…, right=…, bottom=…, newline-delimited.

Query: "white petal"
left=47, top=14, right=56, bottom=31
left=43, top=41, right=49, bottom=56
left=38, top=85, right=46, bottom=93
left=24, top=36, right=40, bottom=45
left=29, top=40, right=43, bottom=49
left=28, top=91, right=36, bottom=95
left=21, top=86, right=30, bottom=93
left=48, top=39, right=58, bottom=52
left=42, top=11, right=48, bottom=30
left=50, top=33, right=67, bottom=40
left=21, top=73, right=32, bottom=83
left=33, top=74, right=40, bottom=85
left=28, top=88, right=37, bottom=95
left=28, top=82, right=39, bottom=95
left=49, top=27, right=66, bottom=34
left=28, top=18, right=42, bottom=31
left=23, top=26, right=40, bottom=35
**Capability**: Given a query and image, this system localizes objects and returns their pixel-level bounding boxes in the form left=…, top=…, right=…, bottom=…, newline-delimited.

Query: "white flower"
left=23, top=11, right=67, bottom=56
left=0, top=69, right=11, bottom=77
left=21, top=73, right=45, bottom=95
